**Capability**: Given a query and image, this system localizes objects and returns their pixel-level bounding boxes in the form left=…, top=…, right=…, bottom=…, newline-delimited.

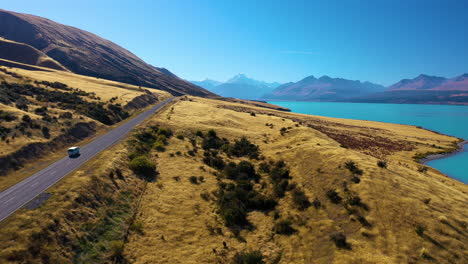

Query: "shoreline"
left=420, top=140, right=468, bottom=164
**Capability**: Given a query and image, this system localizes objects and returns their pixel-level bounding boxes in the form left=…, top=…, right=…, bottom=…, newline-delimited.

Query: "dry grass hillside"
left=0, top=65, right=170, bottom=190
left=0, top=95, right=465, bottom=264
left=0, top=9, right=216, bottom=97
left=0, top=38, right=68, bottom=71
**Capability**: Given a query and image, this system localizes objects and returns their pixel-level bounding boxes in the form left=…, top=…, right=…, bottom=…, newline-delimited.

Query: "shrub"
left=228, top=137, right=260, bottom=159
left=258, top=162, right=270, bottom=173
left=189, top=176, right=198, bottom=184
left=344, top=161, right=363, bottom=175
left=250, top=112, right=256, bottom=116
left=22, top=114, right=31, bottom=123
left=330, top=232, right=350, bottom=249
left=0, top=110, right=16, bottom=121
left=128, top=156, right=157, bottom=181
left=326, top=189, right=342, bottom=204
left=291, top=188, right=311, bottom=210
left=59, top=112, right=73, bottom=119
left=176, top=134, right=184, bottom=140
left=34, top=106, right=48, bottom=116
left=195, top=130, right=204, bottom=137
left=224, top=161, right=259, bottom=181
left=201, top=130, right=225, bottom=150
left=350, top=176, right=361, bottom=184
left=232, top=250, right=264, bottom=264
left=418, top=166, right=428, bottom=173
left=273, top=219, right=297, bottom=235
left=203, top=154, right=225, bottom=170
left=41, top=126, right=50, bottom=139
left=377, top=160, right=387, bottom=168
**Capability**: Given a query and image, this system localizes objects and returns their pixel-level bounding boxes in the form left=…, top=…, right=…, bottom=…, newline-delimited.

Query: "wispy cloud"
left=281, top=50, right=317, bottom=55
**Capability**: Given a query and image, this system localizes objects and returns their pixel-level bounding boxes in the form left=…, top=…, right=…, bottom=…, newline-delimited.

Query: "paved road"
left=0, top=97, right=174, bottom=222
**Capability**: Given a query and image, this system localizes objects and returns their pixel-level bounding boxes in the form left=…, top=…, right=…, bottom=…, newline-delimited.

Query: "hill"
left=0, top=64, right=170, bottom=190
left=191, top=74, right=281, bottom=100
left=0, top=94, right=466, bottom=263
left=0, top=38, right=68, bottom=71
left=349, top=74, right=468, bottom=105
left=0, top=9, right=214, bottom=97
left=262, top=75, right=386, bottom=101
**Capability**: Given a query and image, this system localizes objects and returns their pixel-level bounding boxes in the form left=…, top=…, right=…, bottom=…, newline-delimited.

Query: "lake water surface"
left=268, top=101, right=468, bottom=183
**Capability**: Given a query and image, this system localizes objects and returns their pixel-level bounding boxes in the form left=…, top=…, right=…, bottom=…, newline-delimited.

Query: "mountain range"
left=0, top=9, right=213, bottom=97
left=261, top=75, right=386, bottom=101
left=348, top=73, right=468, bottom=105
left=191, top=74, right=281, bottom=100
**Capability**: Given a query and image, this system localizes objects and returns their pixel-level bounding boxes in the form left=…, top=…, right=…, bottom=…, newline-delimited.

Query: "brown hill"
left=0, top=9, right=214, bottom=97
left=0, top=38, right=68, bottom=71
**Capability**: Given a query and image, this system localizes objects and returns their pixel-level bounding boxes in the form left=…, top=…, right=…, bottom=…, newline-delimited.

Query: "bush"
left=41, top=126, right=50, bottom=139
left=228, top=137, right=260, bottom=159
left=377, top=160, right=387, bottom=168
left=128, top=156, right=157, bottom=181
left=176, top=134, right=184, bottom=140
left=330, top=232, right=350, bottom=249
left=232, top=250, right=264, bottom=264
left=291, top=188, right=311, bottom=210
left=350, top=176, right=361, bottom=184
left=189, top=176, right=198, bottom=184
left=0, top=110, right=16, bottom=121
left=22, top=114, right=31, bottom=123
left=273, top=219, right=297, bottom=235
left=59, top=112, right=73, bottom=119
left=195, top=130, right=204, bottom=137
left=224, top=161, right=259, bottom=181
left=203, top=154, right=225, bottom=170
left=326, top=189, right=342, bottom=204
left=344, top=161, right=363, bottom=175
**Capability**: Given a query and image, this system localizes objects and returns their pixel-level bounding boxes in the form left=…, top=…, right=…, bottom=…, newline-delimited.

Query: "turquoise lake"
left=268, top=101, right=468, bottom=184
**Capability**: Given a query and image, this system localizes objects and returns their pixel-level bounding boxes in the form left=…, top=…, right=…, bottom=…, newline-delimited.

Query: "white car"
left=67, top=147, right=80, bottom=157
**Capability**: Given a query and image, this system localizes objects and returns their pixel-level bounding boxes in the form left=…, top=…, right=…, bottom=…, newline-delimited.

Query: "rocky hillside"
left=0, top=9, right=214, bottom=97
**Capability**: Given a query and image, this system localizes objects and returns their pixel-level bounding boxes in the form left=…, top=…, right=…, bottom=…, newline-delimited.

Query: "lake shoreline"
left=420, top=140, right=468, bottom=164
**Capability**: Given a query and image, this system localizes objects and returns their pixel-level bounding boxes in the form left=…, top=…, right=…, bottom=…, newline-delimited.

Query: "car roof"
left=68, top=147, right=79, bottom=150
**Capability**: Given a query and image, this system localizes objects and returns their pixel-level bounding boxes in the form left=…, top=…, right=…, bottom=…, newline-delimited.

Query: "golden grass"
left=124, top=97, right=467, bottom=263
left=0, top=95, right=466, bottom=263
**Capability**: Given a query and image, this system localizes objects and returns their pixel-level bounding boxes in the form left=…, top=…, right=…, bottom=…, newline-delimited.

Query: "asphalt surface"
left=0, top=97, right=174, bottom=222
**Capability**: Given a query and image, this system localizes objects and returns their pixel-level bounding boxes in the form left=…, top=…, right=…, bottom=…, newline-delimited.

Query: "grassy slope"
left=0, top=65, right=171, bottom=190
left=125, top=97, right=467, bottom=263
left=0, top=96, right=466, bottom=263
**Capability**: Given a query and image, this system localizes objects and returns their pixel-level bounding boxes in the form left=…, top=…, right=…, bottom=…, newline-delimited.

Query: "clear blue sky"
left=2, top=0, right=467, bottom=85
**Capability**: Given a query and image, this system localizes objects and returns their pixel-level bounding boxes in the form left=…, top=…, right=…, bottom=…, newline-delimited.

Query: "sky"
left=2, top=0, right=467, bottom=85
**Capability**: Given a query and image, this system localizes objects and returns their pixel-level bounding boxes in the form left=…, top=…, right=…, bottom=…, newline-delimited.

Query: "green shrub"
left=291, top=188, right=311, bottom=210
left=377, top=160, right=387, bottom=168
left=109, top=240, right=125, bottom=261
left=41, top=126, right=50, bottom=139
left=330, top=232, right=350, bottom=249
left=176, top=134, right=184, bottom=140
left=228, top=137, right=260, bottom=159
left=232, top=250, right=264, bottom=264
left=128, top=156, right=157, bottom=181
left=273, top=219, right=297, bottom=235
left=326, top=189, right=342, bottom=204
left=344, top=161, right=363, bottom=175
left=189, top=176, right=198, bottom=184
left=0, top=110, right=16, bottom=121
left=224, top=161, right=259, bottom=181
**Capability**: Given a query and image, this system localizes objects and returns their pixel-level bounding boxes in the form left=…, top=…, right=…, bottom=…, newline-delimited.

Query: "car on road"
left=67, top=147, right=80, bottom=157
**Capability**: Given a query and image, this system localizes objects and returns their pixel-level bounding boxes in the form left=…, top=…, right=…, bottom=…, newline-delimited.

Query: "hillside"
left=0, top=95, right=466, bottom=263
left=0, top=9, right=214, bottom=97
left=349, top=74, right=468, bottom=105
left=0, top=38, right=68, bottom=71
left=0, top=64, right=170, bottom=190
left=262, top=75, right=386, bottom=101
